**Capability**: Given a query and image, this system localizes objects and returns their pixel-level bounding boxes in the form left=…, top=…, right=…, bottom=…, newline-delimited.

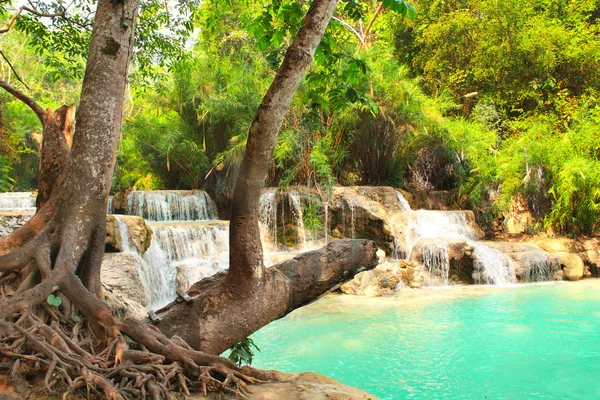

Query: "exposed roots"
left=0, top=304, right=257, bottom=399
left=0, top=230, right=261, bottom=399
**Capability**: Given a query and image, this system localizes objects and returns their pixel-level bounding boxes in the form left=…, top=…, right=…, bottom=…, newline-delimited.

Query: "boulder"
left=101, top=252, right=149, bottom=307
left=556, top=252, right=585, bottom=281
left=340, top=268, right=400, bottom=296
left=353, top=186, right=407, bottom=212
left=102, top=285, right=148, bottom=321
left=329, top=187, right=395, bottom=253
left=105, top=214, right=153, bottom=254
left=195, top=371, right=378, bottom=400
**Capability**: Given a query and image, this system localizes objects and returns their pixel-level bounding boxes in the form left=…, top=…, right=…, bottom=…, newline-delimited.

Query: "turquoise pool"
left=251, top=280, right=600, bottom=399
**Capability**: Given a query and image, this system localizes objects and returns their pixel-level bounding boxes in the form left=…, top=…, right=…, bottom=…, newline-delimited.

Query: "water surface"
left=252, top=280, right=600, bottom=399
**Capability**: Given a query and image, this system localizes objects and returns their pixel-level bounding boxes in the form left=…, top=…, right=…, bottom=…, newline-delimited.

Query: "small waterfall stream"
left=392, top=209, right=519, bottom=286
left=113, top=215, right=175, bottom=309
left=127, top=190, right=217, bottom=221
left=0, top=192, right=36, bottom=210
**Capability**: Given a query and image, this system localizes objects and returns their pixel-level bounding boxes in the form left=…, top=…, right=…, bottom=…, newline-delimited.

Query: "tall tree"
left=0, top=0, right=378, bottom=397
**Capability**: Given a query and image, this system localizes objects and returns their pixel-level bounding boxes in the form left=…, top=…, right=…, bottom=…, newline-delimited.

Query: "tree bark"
left=36, top=104, right=75, bottom=209
left=157, top=239, right=377, bottom=355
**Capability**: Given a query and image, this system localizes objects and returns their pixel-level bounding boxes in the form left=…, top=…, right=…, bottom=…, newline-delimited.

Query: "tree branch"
left=0, top=6, right=23, bottom=34
left=332, top=16, right=365, bottom=46
left=0, top=78, right=46, bottom=123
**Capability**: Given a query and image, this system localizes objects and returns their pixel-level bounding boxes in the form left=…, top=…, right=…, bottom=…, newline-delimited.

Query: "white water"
left=393, top=210, right=518, bottom=286
left=0, top=192, right=35, bottom=209
left=289, top=191, right=308, bottom=250
left=113, top=216, right=175, bottom=309
left=520, top=252, right=559, bottom=282
left=395, top=190, right=412, bottom=211
left=259, top=189, right=278, bottom=249
left=422, top=241, right=450, bottom=286
left=148, top=222, right=229, bottom=296
left=126, top=190, right=217, bottom=221
left=471, top=243, right=516, bottom=285
left=395, top=210, right=480, bottom=260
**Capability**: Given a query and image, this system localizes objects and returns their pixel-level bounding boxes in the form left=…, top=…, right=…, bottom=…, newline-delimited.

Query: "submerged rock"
left=341, top=268, right=400, bottom=296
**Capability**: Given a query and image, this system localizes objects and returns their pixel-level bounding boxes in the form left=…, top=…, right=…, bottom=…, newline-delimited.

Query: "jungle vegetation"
left=2, top=0, right=600, bottom=235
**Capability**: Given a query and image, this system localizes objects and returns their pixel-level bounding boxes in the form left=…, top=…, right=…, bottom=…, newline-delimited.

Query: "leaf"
left=47, top=294, right=63, bottom=307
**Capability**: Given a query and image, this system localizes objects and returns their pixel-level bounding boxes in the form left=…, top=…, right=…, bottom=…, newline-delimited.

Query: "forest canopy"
left=2, top=0, right=600, bottom=235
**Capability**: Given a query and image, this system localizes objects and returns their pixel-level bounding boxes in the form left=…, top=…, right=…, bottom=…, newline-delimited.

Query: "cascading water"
left=395, top=190, right=412, bottom=211
left=113, top=216, right=175, bottom=309
left=521, top=253, right=559, bottom=282
left=289, top=191, right=307, bottom=250
left=471, top=243, right=516, bottom=285
left=392, top=210, right=519, bottom=286
left=345, top=198, right=356, bottom=239
left=0, top=192, right=36, bottom=209
left=126, top=190, right=217, bottom=221
left=259, top=189, right=278, bottom=250
left=422, top=241, right=450, bottom=286
left=148, top=221, right=229, bottom=294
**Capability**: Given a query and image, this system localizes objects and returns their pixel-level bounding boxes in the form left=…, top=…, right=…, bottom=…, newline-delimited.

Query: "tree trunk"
left=36, top=104, right=75, bottom=209
left=0, top=0, right=378, bottom=398
left=228, top=0, right=339, bottom=285
left=157, top=239, right=377, bottom=354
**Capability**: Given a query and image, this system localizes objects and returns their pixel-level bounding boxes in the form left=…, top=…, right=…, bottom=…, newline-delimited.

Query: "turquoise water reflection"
left=251, top=281, right=600, bottom=399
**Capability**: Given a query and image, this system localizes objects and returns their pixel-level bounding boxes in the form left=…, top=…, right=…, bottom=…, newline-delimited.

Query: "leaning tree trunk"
left=155, top=0, right=350, bottom=354
left=0, top=0, right=377, bottom=398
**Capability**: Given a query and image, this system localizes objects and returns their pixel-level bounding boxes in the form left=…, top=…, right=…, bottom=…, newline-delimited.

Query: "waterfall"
left=422, top=241, right=450, bottom=286
left=107, top=196, right=114, bottom=214
left=521, top=253, right=559, bottom=282
left=345, top=198, right=356, bottom=239
left=289, top=191, right=307, bottom=249
left=148, top=222, right=229, bottom=294
left=324, top=203, right=329, bottom=244
left=259, top=189, right=278, bottom=249
left=396, top=210, right=480, bottom=261
left=395, top=190, right=412, bottom=211
left=0, top=192, right=35, bottom=209
left=471, top=243, right=516, bottom=285
left=113, top=216, right=175, bottom=309
left=126, top=190, right=217, bottom=221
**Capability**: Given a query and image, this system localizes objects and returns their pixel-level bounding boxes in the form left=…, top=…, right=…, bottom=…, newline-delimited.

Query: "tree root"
left=0, top=254, right=262, bottom=399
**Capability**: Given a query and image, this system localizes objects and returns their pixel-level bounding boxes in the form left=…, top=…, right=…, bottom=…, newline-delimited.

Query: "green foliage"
left=302, top=197, right=323, bottom=237
left=228, top=337, right=260, bottom=367
left=46, top=293, right=63, bottom=307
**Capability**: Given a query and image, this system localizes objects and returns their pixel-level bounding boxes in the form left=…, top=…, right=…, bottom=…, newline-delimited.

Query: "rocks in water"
left=105, top=214, right=153, bottom=254
left=101, top=253, right=149, bottom=307
left=480, top=241, right=561, bottom=282
left=341, top=269, right=400, bottom=296
left=341, top=259, right=421, bottom=295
